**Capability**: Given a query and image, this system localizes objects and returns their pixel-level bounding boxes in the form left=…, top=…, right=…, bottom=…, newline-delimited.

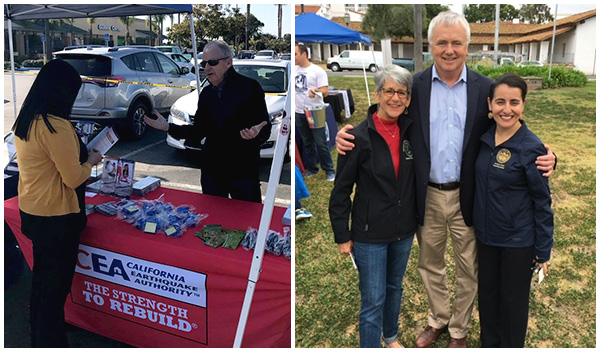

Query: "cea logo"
left=77, top=249, right=131, bottom=281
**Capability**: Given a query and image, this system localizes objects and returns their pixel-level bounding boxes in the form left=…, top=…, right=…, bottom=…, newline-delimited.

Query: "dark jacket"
left=168, top=66, right=271, bottom=178
left=329, top=104, right=417, bottom=244
left=410, top=66, right=493, bottom=226
left=474, top=122, right=554, bottom=262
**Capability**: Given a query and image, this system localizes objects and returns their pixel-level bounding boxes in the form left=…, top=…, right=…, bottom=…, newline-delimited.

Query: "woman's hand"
left=143, top=109, right=169, bottom=132
left=337, top=240, right=353, bottom=255
left=538, top=261, right=550, bottom=276
left=87, top=148, right=103, bottom=166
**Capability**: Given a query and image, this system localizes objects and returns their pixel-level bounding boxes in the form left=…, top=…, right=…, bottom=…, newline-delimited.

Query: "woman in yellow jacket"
left=12, top=59, right=103, bottom=347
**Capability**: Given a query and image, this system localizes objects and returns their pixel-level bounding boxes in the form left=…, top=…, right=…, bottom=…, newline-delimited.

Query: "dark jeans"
left=20, top=210, right=83, bottom=348
left=201, top=173, right=262, bottom=203
left=353, top=235, right=414, bottom=347
left=477, top=239, right=534, bottom=348
left=296, top=112, right=335, bottom=174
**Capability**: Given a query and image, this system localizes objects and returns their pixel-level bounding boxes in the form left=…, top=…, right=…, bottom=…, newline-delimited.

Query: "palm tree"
left=87, top=17, right=95, bottom=44
left=146, top=15, right=166, bottom=45
left=277, top=4, right=282, bottom=39
left=119, top=16, right=135, bottom=45
left=246, top=5, right=250, bottom=49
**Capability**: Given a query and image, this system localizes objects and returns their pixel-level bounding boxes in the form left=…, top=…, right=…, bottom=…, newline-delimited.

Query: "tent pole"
left=359, top=42, right=371, bottom=106
left=8, top=18, right=19, bottom=121
left=233, top=84, right=292, bottom=348
left=188, top=11, right=201, bottom=93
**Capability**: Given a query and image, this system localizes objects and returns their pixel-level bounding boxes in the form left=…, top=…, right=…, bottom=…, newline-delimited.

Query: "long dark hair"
left=12, top=59, right=82, bottom=141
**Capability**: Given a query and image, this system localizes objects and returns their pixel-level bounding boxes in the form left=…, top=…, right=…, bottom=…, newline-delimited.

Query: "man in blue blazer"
left=336, top=11, right=556, bottom=348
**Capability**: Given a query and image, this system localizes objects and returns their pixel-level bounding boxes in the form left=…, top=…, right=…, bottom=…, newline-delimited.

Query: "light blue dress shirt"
left=429, top=64, right=468, bottom=184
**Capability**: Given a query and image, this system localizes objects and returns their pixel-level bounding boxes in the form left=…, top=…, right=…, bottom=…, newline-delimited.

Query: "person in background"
left=329, top=65, right=416, bottom=348
left=295, top=42, right=336, bottom=181
left=295, top=165, right=313, bottom=220
left=335, top=11, right=556, bottom=348
left=145, top=40, right=270, bottom=203
left=12, top=59, right=103, bottom=347
left=474, top=73, right=553, bottom=347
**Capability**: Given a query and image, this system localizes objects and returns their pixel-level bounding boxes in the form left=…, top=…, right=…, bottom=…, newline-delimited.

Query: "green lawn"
left=294, top=78, right=596, bottom=348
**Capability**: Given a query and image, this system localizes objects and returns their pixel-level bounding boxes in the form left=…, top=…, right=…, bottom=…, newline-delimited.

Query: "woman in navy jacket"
left=329, top=65, right=416, bottom=348
left=474, top=73, right=553, bottom=347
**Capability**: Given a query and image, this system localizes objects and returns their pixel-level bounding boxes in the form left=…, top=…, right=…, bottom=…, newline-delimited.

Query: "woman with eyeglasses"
left=329, top=65, right=417, bottom=348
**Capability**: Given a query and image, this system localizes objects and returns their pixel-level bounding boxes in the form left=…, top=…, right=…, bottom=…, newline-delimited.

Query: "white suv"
left=54, top=45, right=195, bottom=140
left=167, top=59, right=290, bottom=158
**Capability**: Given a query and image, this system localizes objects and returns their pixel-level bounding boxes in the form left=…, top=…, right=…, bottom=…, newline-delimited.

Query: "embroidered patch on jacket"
left=494, top=148, right=511, bottom=169
left=403, top=140, right=413, bottom=160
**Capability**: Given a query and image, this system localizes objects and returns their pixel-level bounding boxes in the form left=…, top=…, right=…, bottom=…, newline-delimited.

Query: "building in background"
left=296, top=5, right=596, bottom=75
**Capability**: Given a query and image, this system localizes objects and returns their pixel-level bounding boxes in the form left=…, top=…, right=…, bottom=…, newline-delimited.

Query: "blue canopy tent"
left=295, top=12, right=371, bottom=45
left=295, top=12, right=374, bottom=104
left=4, top=4, right=200, bottom=121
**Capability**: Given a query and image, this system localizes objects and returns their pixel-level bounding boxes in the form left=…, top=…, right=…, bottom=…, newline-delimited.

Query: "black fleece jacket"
left=329, top=104, right=417, bottom=244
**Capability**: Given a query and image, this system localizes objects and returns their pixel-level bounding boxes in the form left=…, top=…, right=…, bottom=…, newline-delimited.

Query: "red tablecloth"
left=4, top=187, right=291, bottom=348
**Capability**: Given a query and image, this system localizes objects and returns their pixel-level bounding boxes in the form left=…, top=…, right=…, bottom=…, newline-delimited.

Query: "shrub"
left=470, top=64, right=587, bottom=89
left=4, top=61, right=21, bottom=70
left=22, top=59, right=44, bottom=68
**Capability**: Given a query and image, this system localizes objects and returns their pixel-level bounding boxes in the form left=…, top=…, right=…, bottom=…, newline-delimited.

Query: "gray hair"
left=427, top=11, right=471, bottom=44
left=203, top=40, right=232, bottom=58
left=375, top=65, right=413, bottom=96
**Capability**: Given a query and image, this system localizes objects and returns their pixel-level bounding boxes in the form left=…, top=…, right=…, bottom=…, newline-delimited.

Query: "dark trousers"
left=201, top=173, right=262, bottom=203
left=20, top=210, right=83, bottom=348
left=477, top=239, right=534, bottom=348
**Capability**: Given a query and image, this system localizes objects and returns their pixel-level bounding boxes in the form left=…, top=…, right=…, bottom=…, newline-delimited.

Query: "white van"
left=326, top=50, right=383, bottom=72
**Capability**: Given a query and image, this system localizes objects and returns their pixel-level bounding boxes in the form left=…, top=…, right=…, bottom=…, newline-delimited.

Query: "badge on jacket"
left=403, top=140, right=413, bottom=160
left=494, top=148, right=511, bottom=169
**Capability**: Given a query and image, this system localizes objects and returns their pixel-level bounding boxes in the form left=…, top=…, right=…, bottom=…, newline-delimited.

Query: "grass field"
left=294, top=77, right=596, bottom=348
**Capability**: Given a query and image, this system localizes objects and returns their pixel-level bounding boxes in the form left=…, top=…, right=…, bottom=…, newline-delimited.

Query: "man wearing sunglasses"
left=144, top=40, right=270, bottom=203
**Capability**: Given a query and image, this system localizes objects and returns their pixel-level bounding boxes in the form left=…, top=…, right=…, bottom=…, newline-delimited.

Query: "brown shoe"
left=415, top=325, right=447, bottom=348
left=448, top=336, right=467, bottom=348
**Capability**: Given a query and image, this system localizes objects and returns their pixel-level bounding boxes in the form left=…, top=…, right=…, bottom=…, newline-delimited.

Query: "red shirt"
left=372, top=111, right=401, bottom=178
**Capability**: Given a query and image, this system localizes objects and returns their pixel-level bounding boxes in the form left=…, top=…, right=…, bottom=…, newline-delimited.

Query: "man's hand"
left=337, top=240, right=353, bottom=255
left=536, top=144, right=556, bottom=177
left=240, top=121, right=268, bottom=140
left=143, top=109, right=169, bottom=132
left=335, top=124, right=356, bottom=155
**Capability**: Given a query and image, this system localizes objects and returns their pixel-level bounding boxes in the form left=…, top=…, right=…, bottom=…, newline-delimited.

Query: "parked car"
left=254, top=50, right=278, bottom=60
left=392, top=52, right=434, bottom=71
left=279, top=53, right=291, bottom=60
left=167, top=59, right=290, bottom=158
left=155, top=45, right=183, bottom=54
left=53, top=45, right=195, bottom=140
left=164, top=52, right=196, bottom=73
left=239, top=50, right=256, bottom=59
left=518, top=60, right=544, bottom=67
left=327, top=50, right=383, bottom=72
left=500, top=57, right=516, bottom=66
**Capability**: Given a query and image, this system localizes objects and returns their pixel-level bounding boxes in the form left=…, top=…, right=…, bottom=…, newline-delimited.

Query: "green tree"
left=87, top=17, right=95, bottom=44
left=519, top=4, right=554, bottom=24
left=362, top=4, right=449, bottom=42
left=119, top=16, right=135, bottom=45
left=463, top=4, right=520, bottom=23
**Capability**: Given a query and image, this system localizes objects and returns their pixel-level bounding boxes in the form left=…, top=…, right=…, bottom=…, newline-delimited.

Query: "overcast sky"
left=448, top=3, right=596, bottom=16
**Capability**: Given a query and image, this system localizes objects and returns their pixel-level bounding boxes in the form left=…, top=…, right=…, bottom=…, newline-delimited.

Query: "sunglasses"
left=200, top=57, right=228, bottom=68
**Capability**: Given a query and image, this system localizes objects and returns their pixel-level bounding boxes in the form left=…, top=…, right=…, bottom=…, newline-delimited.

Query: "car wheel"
left=125, top=101, right=149, bottom=140
left=369, top=64, right=378, bottom=73
left=330, top=63, right=341, bottom=72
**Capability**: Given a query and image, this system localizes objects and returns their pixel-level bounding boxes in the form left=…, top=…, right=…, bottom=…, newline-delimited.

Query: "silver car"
left=167, top=59, right=290, bottom=158
left=54, top=45, right=195, bottom=140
